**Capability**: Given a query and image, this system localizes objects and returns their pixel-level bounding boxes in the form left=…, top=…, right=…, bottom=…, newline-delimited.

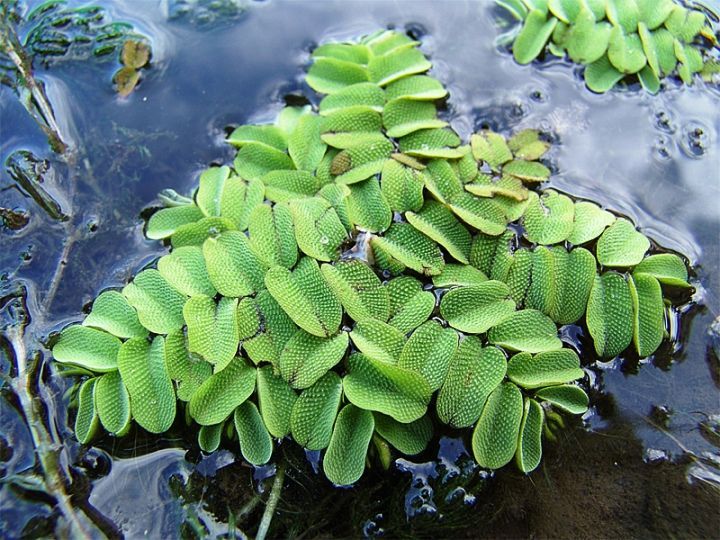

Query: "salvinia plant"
left=52, top=29, right=693, bottom=486
left=496, top=0, right=719, bottom=93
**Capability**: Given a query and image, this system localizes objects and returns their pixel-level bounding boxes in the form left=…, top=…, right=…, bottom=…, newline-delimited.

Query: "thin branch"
left=256, top=460, right=286, bottom=540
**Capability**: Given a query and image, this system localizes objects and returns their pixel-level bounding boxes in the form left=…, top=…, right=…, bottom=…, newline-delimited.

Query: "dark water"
left=1, top=0, right=719, bottom=538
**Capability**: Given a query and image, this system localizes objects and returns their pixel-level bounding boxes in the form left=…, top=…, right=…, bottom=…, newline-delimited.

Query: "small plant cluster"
left=497, top=0, right=719, bottom=93
left=52, top=29, right=692, bottom=485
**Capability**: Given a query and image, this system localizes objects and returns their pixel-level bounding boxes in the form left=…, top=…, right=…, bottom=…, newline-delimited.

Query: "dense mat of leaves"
left=497, top=0, right=719, bottom=93
left=53, top=29, right=692, bottom=485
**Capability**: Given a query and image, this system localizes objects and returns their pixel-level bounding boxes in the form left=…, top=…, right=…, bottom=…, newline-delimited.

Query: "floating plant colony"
left=52, top=29, right=693, bottom=485
left=498, top=0, right=719, bottom=92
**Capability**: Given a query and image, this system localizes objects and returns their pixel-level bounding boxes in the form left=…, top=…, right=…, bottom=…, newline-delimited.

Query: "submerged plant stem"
left=256, top=460, right=286, bottom=540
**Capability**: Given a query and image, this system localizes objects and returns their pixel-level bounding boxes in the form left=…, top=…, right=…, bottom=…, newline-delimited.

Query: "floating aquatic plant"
left=496, top=0, right=720, bottom=93
left=52, top=29, right=693, bottom=486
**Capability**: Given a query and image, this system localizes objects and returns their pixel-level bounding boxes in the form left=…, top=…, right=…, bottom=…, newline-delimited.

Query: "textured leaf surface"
left=288, top=114, right=327, bottom=172
left=94, top=371, right=131, bottom=435
left=257, top=365, right=298, bottom=438
left=608, top=26, right=647, bottom=74
left=319, top=82, right=384, bottom=115
left=513, top=10, right=557, bottom=64
left=488, top=309, right=562, bottom=353
left=432, top=264, right=488, bottom=288
left=321, top=260, right=389, bottom=323
left=383, top=98, right=446, bottom=138
left=198, top=423, right=223, bottom=453
left=146, top=205, right=204, bottom=240
left=234, top=401, right=273, bottom=465
left=238, top=291, right=298, bottom=364
left=75, top=378, right=99, bottom=444
left=440, top=281, right=516, bottom=334
left=371, top=223, right=445, bottom=276
left=164, top=330, right=212, bottom=401
left=385, top=75, right=447, bottom=100
left=227, top=125, right=287, bottom=150
left=158, top=247, right=216, bottom=297
left=596, top=219, right=650, bottom=267
left=586, top=272, right=633, bottom=358
left=502, top=160, right=551, bottom=183
left=386, top=276, right=436, bottom=333
left=566, top=8, right=612, bottom=64
left=289, top=197, right=348, bottom=261
left=279, top=330, right=348, bottom=389
left=398, top=321, right=458, bottom=390
left=534, top=384, right=589, bottom=414
left=333, top=138, right=394, bottom=184
left=189, top=357, right=256, bottom=425
left=507, top=349, right=584, bottom=389
left=448, top=192, right=507, bottom=236
left=399, top=128, right=463, bottom=159
left=368, top=47, right=431, bottom=86
left=123, top=269, right=187, bottom=334
left=523, top=190, right=575, bottom=245
left=343, top=353, right=431, bottom=423
left=568, top=201, right=615, bottom=245
left=471, top=131, right=513, bottom=169
left=515, top=397, right=544, bottom=473
left=184, top=295, right=238, bottom=369
left=436, top=338, right=507, bottom=428
left=629, top=273, right=665, bottom=357
left=203, top=231, right=265, bottom=297
left=234, top=142, right=295, bottom=180
left=171, top=217, right=238, bottom=248
left=117, top=337, right=176, bottom=433
left=265, top=257, right=342, bottom=338
left=346, top=178, right=392, bottom=233
left=471, top=382, right=523, bottom=469
left=323, top=404, right=374, bottom=486
left=247, top=203, right=298, bottom=268
left=407, top=200, right=472, bottom=264
left=306, top=57, right=369, bottom=94
left=54, top=325, right=120, bottom=372
left=380, top=160, right=425, bottom=213
left=262, top=170, right=321, bottom=202
left=374, top=413, right=433, bottom=455
left=350, top=320, right=406, bottom=364
left=290, top=372, right=342, bottom=450
left=634, top=254, right=690, bottom=287
left=584, top=54, right=625, bottom=92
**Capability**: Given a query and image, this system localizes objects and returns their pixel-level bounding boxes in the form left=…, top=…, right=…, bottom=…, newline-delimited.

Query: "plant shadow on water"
left=1, top=0, right=719, bottom=538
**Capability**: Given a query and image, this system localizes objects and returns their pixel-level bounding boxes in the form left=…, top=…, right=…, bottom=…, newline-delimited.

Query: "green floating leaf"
left=290, top=372, right=342, bottom=450
left=54, top=325, right=121, bottom=372
left=586, top=272, right=633, bottom=358
left=203, top=231, right=264, bottom=297
left=235, top=401, right=273, bottom=465
left=513, top=9, right=558, bottom=64
left=368, top=46, right=431, bottom=86
left=665, top=4, right=706, bottom=42
left=502, top=160, right=551, bottom=183
left=407, top=200, right=472, bottom=264
left=383, top=98, right=446, bottom=138
left=565, top=7, right=612, bottom=64
left=584, top=54, right=625, bottom=92
left=123, top=269, right=187, bottom=334
left=471, top=131, right=513, bottom=170
left=288, top=114, right=327, bottom=172
left=262, top=170, right=321, bottom=203
left=436, top=337, right=507, bottom=428
left=319, top=183, right=352, bottom=231
left=469, top=229, right=514, bottom=279
left=637, top=0, right=674, bottom=30
left=319, top=83, right=385, bottom=115
left=507, top=349, right=584, bottom=389
left=386, top=276, right=436, bottom=333
left=238, top=291, right=297, bottom=364
left=157, top=247, right=216, bottom=298
left=313, top=42, right=370, bottom=64
left=638, top=64, right=661, bottom=94
left=535, top=384, right=589, bottom=414
left=608, top=26, right=647, bottom=74
left=75, top=378, right=99, bottom=444
left=196, top=166, right=231, bottom=217
left=398, top=320, right=458, bottom=391
left=184, top=295, right=238, bottom=370
left=288, top=197, right=348, bottom=262
left=424, top=159, right=464, bottom=203
left=343, top=353, right=431, bottom=423
left=321, top=260, right=390, bottom=323
left=323, top=404, right=374, bottom=486
left=432, top=263, right=488, bottom=288
left=440, top=281, right=516, bottom=334
left=363, top=29, right=418, bottom=55
left=448, top=192, right=507, bottom=236
left=467, top=174, right=529, bottom=201
left=165, top=330, right=212, bottom=402
left=471, top=382, right=524, bottom=469
left=332, top=137, right=394, bottom=184
left=596, top=218, right=649, bottom=267
left=279, top=330, right=348, bottom=389
left=606, top=0, right=639, bottom=34
left=117, top=337, right=176, bottom=433
left=306, top=57, right=369, bottom=94
left=346, top=178, right=392, bottom=233
left=567, top=200, right=615, bottom=245
left=634, top=254, right=691, bottom=288
left=488, top=309, right=562, bottom=353
left=257, top=365, right=298, bottom=438
left=374, top=413, right=433, bottom=455
left=234, top=142, right=295, bottom=180
left=515, top=397, right=544, bottom=473
left=146, top=205, right=204, bottom=240
left=629, top=272, right=665, bottom=357
left=247, top=203, right=298, bottom=269
left=94, top=371, right=131, bottom=435
left=227, top=125, right=287, bottom=150
left=523, top=190, right=575, bottom=245
left=548, top=0, right=581, bottom=23
left=189, top=357, right=256, bottom=425
left=399, top=128, right=463, bottom=159
left=350, top=319, right=406, bottom=364
left=265, top=257, right=343, bottom=338
left=506, top=248, right=533, bottom=304
left=371, top=223, right=445, bottom=276
left=83, top=290, right=147, bottom=339
left=171, top=217, right=238, bottom=248
left=553, top=247, right=596, bottom=325
left=321, top=109, right=383, bottom=148
left=198, top=423, right=223, bottom=453
left=385, top=75, right=447, bottom=100
left=380, top=160, right=425, bottom=213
